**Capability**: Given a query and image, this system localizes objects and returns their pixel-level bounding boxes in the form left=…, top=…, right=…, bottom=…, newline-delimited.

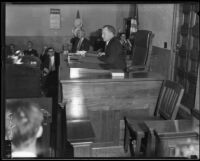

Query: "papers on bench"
left=111, top=70, right=125, bottom=79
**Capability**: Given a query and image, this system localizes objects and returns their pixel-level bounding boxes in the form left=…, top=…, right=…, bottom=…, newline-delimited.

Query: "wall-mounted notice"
left=50, top=8, right=60, bottom=29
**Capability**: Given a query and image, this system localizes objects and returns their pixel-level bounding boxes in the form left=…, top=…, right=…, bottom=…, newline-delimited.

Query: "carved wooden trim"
left=170, top=4, right=180, bottom=80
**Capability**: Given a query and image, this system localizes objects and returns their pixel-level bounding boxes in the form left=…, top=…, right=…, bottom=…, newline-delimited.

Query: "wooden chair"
left=127, top=30, right=154, bottom=75
left=124, top=80, right=184, bottom=157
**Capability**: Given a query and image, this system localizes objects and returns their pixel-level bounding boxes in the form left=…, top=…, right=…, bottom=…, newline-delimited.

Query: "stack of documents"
left=111, top=70, right=125, bottom=79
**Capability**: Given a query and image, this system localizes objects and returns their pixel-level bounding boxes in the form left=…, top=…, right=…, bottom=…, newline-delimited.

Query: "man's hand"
left=43, top=68, right=49, bottom=76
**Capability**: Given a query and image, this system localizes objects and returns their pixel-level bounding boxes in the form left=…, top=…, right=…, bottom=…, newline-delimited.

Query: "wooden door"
left=173, top=3, right=199, bottom=112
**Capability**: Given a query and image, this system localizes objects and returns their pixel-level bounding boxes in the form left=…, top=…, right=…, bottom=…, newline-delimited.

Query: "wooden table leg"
left=135, top=134, right=143, bottom=156
left=145, top=129, right=156, bottom=157
left=124, top=118, right=130, bottom=153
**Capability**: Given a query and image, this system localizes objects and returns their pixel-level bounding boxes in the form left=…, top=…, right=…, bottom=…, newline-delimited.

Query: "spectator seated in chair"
left=5, top=101, right=44, bottom=158
left=6, top=44, right=17, bottom=57
left=23, top=41, right=39, bottom=58
left=6, top=50, right=24, bottom=65
left=119, top=32, right=132, bottom=56
left=74, top=29, right=90, bottom=53
left=5, top=44, right=17, bottom=64
left=70, top=28, right=80, bottom=53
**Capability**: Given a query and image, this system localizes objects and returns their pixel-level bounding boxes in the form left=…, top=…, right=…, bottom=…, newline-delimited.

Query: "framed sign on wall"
left=50, top=8, right=61, bottom=29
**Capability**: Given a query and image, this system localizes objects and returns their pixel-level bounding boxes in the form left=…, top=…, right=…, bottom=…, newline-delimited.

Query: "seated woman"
left=5, top=101, right=44, bottom=158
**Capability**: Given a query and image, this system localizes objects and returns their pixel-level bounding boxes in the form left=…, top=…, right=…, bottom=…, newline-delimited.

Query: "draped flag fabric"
left=129, top=4, right=139, bottom=33
left=72, top=10, right=83, bottom=36
left=74, top=10, right=82, bottom=28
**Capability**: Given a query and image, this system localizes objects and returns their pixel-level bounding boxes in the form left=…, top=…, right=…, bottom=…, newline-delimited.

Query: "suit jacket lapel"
left=105, top=37, right=114, bottom=56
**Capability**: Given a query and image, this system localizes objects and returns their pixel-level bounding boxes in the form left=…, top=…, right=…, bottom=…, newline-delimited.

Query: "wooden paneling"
left=62, top=80, right=162, bottom=116
left=5, top=64, right=42, bottom=98
left=67, top=120, right=95, bottom=143
left=61, top=78, right=163, bottom=147
left=72, top=142, right=92, bottom=157
left=91, top=145, right=130, bottom=157
left=174, top=3, right=199, bottom=111
left=88, top=110, right=120, bottom=145
left=194, top=66, right=199, bottom=112
left=150, top=46, right=171, bottom=79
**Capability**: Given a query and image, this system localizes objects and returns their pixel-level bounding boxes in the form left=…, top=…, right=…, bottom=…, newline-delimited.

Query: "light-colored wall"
left=6, top=4, right=130, bottom=37
left=138, top=4, right=174, bottom=49
left=6, top=3, right=174, bottom=51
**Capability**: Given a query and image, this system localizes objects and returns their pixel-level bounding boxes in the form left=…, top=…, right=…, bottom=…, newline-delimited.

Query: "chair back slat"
left=154, top=80, right=184, bottom=120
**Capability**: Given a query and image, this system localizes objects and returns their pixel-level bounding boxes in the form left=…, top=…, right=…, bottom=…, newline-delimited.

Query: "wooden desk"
left=144, top=119, right=199, bottom=157
left=59, top=53, right=125, bottom=80
left=59, top=53, right=165, bottom=157
left=60, top=77, right=163, bottom=149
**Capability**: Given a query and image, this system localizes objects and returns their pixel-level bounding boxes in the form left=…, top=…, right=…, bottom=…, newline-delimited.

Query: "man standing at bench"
left=98, top=25, right=126, bottom=72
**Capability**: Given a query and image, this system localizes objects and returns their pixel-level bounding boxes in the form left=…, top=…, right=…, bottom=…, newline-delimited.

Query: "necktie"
left=105, top=41, right=109, bottom=52
left=49, top=56, right=55, bottom=71
left=77, top=39, right=82, bottom=51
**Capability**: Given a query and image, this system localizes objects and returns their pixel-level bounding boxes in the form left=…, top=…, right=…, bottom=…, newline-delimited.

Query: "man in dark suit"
left=98, top=25, right=126, bottom=71
left=70, top=36, right=79, bottom=53
left=24, top=41, right=39, bottom=57
left=74, top=29, right=90, bottom=52
left=41, top=47, right=59, bottom=97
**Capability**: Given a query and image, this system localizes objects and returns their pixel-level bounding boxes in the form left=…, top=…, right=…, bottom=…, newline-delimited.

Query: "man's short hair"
left=103, top=25, right=116, bottom=35
left=9, top=44, right=15, bottom=48
left=6, top=101, right=43, bottom=148
left=119, top=32, right=126, bottom=37
left=27, top=41, right=33, bottom=45
left=47, top=47, right=55, bottom=52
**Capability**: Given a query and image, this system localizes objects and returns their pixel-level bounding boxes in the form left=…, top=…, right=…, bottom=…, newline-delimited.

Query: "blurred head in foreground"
left=6, top=101, right=43, bottom=158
